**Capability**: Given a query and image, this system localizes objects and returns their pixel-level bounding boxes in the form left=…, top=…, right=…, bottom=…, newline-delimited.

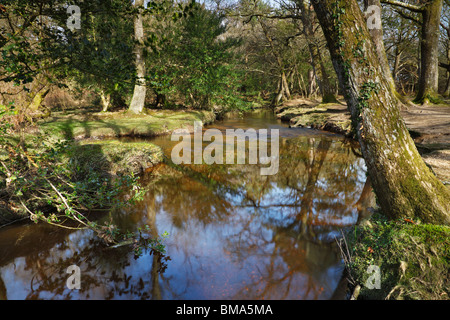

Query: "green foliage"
left=0, top=0, right=137, bottom=108
left=63, top=0, right=136, bottom=109
left=125, top=227, right=170, bottom=257
left=146, top=3, right=248, bottom=111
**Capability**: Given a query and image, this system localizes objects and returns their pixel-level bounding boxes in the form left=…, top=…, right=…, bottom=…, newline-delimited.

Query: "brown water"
left=0, top=110, right=371, bottom=300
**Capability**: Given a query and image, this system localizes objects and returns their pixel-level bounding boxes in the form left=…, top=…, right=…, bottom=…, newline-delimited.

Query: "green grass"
left=70, top=140, right=164, bottom=177
left=38, top=109, right=216, bottom=141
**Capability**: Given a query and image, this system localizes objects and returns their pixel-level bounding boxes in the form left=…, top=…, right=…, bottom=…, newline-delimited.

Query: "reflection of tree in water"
left=141, top=134, right=370, bottom=299
left=220, top=137, right=368, bottom=299
left=0, top=132, right=372, bottom=300
left=0, top=205, right=169, bottom=299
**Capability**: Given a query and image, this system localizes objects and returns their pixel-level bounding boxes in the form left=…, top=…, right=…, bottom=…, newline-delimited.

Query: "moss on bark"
left=312, top=0, right=450, bottom=224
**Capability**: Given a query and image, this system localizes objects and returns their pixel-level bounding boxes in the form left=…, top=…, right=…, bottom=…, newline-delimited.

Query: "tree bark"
left=364, top=0, right=412, bottom=107
left=364, top=0, right=396, bottom=90
left=100, top=90, right=111, bottom=112
left=441, top=23, right=450, bottom=96
left=381, top=0, right=443, bottom=104
left=128, top=0, right=146, bottom=114
left=311, top=0, right=450, bottom=224
left=281, top=71, right=291, bottom=100
left=393, top=48, right=402, bottom=83
left=415, top=0, right=443, bottom=104
left=308, top=68, right=317, bottom=98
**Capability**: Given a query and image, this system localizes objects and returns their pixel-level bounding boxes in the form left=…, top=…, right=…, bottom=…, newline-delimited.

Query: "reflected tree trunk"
left=147, top=191, right=162, bottom=300
left=355, top=178, right=375, bottom=224
left=299, top=139, right=331, bottom=235
left=0, top=274, right=6, bottom=300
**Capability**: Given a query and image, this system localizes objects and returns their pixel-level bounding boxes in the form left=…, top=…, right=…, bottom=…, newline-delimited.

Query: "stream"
left=0, top=110, right=371, bottom=300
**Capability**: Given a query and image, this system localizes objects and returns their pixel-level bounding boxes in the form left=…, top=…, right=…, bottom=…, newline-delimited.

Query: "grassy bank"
left=0, top=109, right=216, bottom=227
left=38, top=109, right=216, bottom=141
left=344, top=213, right=450, bottom=300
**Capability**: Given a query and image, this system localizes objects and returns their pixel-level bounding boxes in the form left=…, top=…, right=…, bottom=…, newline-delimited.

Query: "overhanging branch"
left=381, top=0, right=425, bottom=13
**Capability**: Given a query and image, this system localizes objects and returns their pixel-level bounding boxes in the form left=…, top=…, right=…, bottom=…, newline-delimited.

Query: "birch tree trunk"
left=311, top=0, right=450, bottom=224
left=128, top=0, right=146, bottom=114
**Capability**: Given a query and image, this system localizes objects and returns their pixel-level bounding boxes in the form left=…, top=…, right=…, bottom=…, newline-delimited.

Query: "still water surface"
left=0, top=111, right=371, bottom=300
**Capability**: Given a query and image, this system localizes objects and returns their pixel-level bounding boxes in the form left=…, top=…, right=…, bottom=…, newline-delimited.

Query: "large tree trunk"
left=439, top=29, right=450, bottom=96
left=364, top=0, right=395, bottom=90
left=128, top=0, right=146, bottom=114
left=364, top=0, right=412, bottom=107
left=415, top=0, right=443, bottom=104
left=311, top=0, right=450, bottom=224
left=298, top=0, right=338, bottom=104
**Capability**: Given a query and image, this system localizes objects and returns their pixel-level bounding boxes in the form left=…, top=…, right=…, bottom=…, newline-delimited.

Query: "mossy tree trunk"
left=381, top=0, right=443, bottom=104
left=311, top=0, right=450, bottom=225
left=128, top=0, right=146, bottom=114
left=28, top=87, right=50, bottom=112
left=298, top=0, right=338, bottom=104
left=363, top=0, right=413, bottom=107
left=415, top=0, right=443, bottom=104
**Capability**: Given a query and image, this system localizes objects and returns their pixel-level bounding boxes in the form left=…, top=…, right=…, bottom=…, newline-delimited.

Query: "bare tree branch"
left=381, top=0, right=425, bottom=13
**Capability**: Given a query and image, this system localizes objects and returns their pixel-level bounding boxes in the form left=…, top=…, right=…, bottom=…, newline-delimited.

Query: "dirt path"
left=276, top=98, right=450, bottom=185
left=402, top=104, right=450, bottom=184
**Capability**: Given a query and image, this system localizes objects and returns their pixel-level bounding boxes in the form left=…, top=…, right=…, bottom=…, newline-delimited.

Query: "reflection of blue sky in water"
left=152, top=204, right=346, bottom=299
left=0, top=112, right=370, bottom=300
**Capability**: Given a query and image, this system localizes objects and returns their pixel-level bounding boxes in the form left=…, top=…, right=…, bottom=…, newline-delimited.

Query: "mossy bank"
left=0, top=109, right=216, bottom=226
left=344, top=213, right=450, bottom=300
left=275, top=99, right=353, bottom=137
left=38, top=109, right=216, bottom=141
